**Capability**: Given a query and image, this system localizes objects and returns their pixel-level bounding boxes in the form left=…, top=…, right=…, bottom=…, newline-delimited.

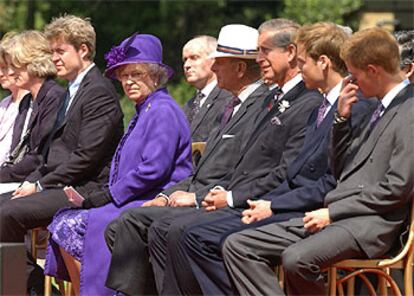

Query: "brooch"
left=146, top=103, right=151, bottom=112
left=278, top=100, right=290, bottom=113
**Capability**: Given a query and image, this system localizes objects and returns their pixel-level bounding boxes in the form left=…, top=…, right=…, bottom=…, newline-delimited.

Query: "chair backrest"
left=378, top=199, right=414, bottom=267
left=191, top=141, right=206, bottom=167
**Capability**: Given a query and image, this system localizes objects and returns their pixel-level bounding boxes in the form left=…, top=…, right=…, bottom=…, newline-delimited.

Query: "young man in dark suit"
left=104, top=24, right=269, bottom=296
left=0, top=15, right=123, bottom=293
left=172, top=22, right=376, bottom=295
left=223, top=27, right=414, bottom=296
left=182, top=35, right=232, bottom=142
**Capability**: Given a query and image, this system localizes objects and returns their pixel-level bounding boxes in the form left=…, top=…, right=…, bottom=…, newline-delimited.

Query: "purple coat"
left=45, top=88, right=192, bottom=295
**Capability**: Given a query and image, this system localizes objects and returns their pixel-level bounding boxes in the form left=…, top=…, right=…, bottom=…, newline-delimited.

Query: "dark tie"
left=369, top=102, right=385, bottom=131
left=267, top=87, right=283, bottom=111
left=316, top=97, right=330, bottom=128
left=189, top=91, right=205, bottom=123
left=220, top=96, right=241, bottom=129
left=54, top=89, right=71, bottom=128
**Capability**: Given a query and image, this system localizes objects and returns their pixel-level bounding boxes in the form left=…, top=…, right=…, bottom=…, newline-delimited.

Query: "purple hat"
left=104, top=33, right=174, bottom=80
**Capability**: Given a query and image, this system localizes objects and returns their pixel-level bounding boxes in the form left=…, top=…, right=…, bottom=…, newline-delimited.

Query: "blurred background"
left=1, top=0, right=413, bottom=125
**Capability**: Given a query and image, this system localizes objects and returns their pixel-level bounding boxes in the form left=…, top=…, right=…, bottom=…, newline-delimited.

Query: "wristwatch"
left=333, top=111, right=348, bottom=124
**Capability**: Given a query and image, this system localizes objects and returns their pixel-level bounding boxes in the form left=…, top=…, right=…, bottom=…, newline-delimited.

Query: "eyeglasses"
left=119, top=71, right=149, bottom=82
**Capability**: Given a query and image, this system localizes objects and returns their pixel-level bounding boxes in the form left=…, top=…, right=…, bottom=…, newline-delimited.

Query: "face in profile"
left=210, top=57, right=237, bottom=92
left=0, top=61, right=15, bottom=90
left=345, top=62, right=376, bottom=98
left=256, top=31, right=290, bottom=85
left=50, top=38, right=86, bottom=81
left=182, top=39, right=215, bottom=89
left=296, top=44, right=324, bottom=90
left=4, top=55, right=30, bottom=90
left=117, top=63, right=156, bottom=105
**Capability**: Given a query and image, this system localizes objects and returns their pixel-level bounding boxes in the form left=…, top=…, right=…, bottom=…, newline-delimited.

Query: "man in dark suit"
left=0, top=15, right=123, bottom=293
left=170, top=22, right=375, bottom=295
left=104, top=24, right=269, bottom=296
left=182, top=35, right=232, bottom=142
left=223, top=27, right=414, bottom=296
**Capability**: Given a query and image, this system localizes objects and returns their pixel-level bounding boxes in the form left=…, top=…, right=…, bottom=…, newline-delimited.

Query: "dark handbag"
left=2, top=128, right=31, bottom=166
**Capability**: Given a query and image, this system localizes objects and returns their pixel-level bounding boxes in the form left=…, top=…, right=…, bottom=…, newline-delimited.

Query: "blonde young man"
left=0, top=15, right=123, bottom=294
left=223, top=27, right=414, bottom=296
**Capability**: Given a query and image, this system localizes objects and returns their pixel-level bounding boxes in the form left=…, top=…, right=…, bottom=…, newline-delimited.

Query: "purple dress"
left=45, top=88, right=192, bottom=295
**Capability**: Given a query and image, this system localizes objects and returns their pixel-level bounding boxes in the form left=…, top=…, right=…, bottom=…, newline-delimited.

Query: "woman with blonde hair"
left=0, top=30, right=64, bottom=192
left=0, top=33, right=30, bottom=165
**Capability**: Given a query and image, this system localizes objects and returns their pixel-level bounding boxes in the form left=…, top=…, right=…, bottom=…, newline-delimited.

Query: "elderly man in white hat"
left=103, top=23, right=270, bottom=296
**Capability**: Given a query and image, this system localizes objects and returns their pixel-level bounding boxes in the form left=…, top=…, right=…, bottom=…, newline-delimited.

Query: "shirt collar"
left=238, top=80, right=264, bottom=103
left=281, top=74, right=302, bottom=95
left=200, top=80, right=217, bottom=98
left=325, top=81, right=342, bottom=106
left=68, top=63, right=95, bottom=98
left=380, top=79, right=410, bottom=110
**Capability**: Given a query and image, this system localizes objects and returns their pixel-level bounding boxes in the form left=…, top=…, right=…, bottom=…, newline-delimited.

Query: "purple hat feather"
left=104, top=33, right=173, bottom=80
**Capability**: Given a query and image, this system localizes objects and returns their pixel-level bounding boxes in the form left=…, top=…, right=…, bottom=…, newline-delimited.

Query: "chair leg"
left=31, top=229, right=38, bottom=260
left=345, top=276, right=355, bottom=296
left=328, top=267, right=337, bottom=296
left=404, top=252, right=414, bottom=296
left=44, top=275, right=51, bottom=296
left=378, top=274, right=388, bottom=296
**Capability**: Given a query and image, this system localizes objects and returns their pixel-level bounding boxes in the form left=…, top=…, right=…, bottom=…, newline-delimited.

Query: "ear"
left=405, top=63, right=414, bottom=80
left=237, top=60, right=247, bottom=78
left=78, top=44, right=90, bottom=60
left=317, top=55, right=330, bottom=71
left=286, top=43, right=297, bottom=63
left=366, top=64, right=379, bottom=76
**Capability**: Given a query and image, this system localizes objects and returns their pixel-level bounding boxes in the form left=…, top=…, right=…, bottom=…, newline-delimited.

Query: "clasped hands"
left=141, top=188, right=230, bottom=211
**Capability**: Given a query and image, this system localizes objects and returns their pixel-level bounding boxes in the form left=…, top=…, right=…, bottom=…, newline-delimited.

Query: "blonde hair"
left=340, top=27, right=400, bottom=74
left=0, top=31, right=18, bottom=66
left=6, top=30, right=57, bottom=78
left=44, top=14, right=96, bottom=60
left=295, top=22, right=349, bottom=76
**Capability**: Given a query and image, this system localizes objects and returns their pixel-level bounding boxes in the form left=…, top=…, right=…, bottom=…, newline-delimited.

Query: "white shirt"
left=66, top=63, right=95, bottom=114
left=199, top=80, right=217, bottom=107
left=379, top=79, right=410, bottom=114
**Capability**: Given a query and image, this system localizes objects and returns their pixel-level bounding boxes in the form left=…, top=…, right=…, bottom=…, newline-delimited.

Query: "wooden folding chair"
left=31, top=227, right=73, bottom=296
left=328, top=200, right=414, bottom=296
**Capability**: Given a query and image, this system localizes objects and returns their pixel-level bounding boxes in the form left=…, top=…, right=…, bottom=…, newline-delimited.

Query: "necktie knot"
left=369, top=102, right=385, bottom=131
left=189, top=91, right=205, bottom=123
left=268, top=87, right=283, bottom=111
left=220, top=96, right=241, bottom=129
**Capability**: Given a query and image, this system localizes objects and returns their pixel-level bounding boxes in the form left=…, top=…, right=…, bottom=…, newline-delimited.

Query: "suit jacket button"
left=242, top=171, right=249, bottom=175
left=309, top=166, right=315, bottom=172
left=358, top=184, right=364, bottom=189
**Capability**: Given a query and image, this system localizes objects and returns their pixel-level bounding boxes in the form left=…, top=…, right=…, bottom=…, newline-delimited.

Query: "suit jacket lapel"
left=195, top=85, right=266, bottom=171
left=190, top=86, right=221, bottom=136
left=340, top=90, right=407, bottom=180
left=244, top=81, right=306, bottom=152
left=287, top=102, right=337, bottom=178
left=59, top=66, right=96, bottom=128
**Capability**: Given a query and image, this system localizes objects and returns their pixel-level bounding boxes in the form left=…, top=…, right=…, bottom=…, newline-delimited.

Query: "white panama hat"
left=210, top=24, right=259, bottom=59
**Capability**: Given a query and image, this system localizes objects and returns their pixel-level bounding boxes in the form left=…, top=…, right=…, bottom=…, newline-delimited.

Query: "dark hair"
left=394, top=30, right=414, bottom=67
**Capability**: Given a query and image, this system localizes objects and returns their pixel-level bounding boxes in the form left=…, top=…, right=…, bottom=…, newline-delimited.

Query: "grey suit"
left=183, top=85, right=232, bottom=142
left=163, top=84, right=269, bottom=196
left=223, top=84, right=414, bottom=295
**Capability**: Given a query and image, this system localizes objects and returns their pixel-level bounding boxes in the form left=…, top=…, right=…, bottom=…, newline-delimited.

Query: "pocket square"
left=270, top=116, right=282, bottom=125
left=222, top=134, right=235, bottom=139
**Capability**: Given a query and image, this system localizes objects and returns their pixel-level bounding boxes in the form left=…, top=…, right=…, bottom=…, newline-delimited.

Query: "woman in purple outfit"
left=44, top=33, right=192, bottom=296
